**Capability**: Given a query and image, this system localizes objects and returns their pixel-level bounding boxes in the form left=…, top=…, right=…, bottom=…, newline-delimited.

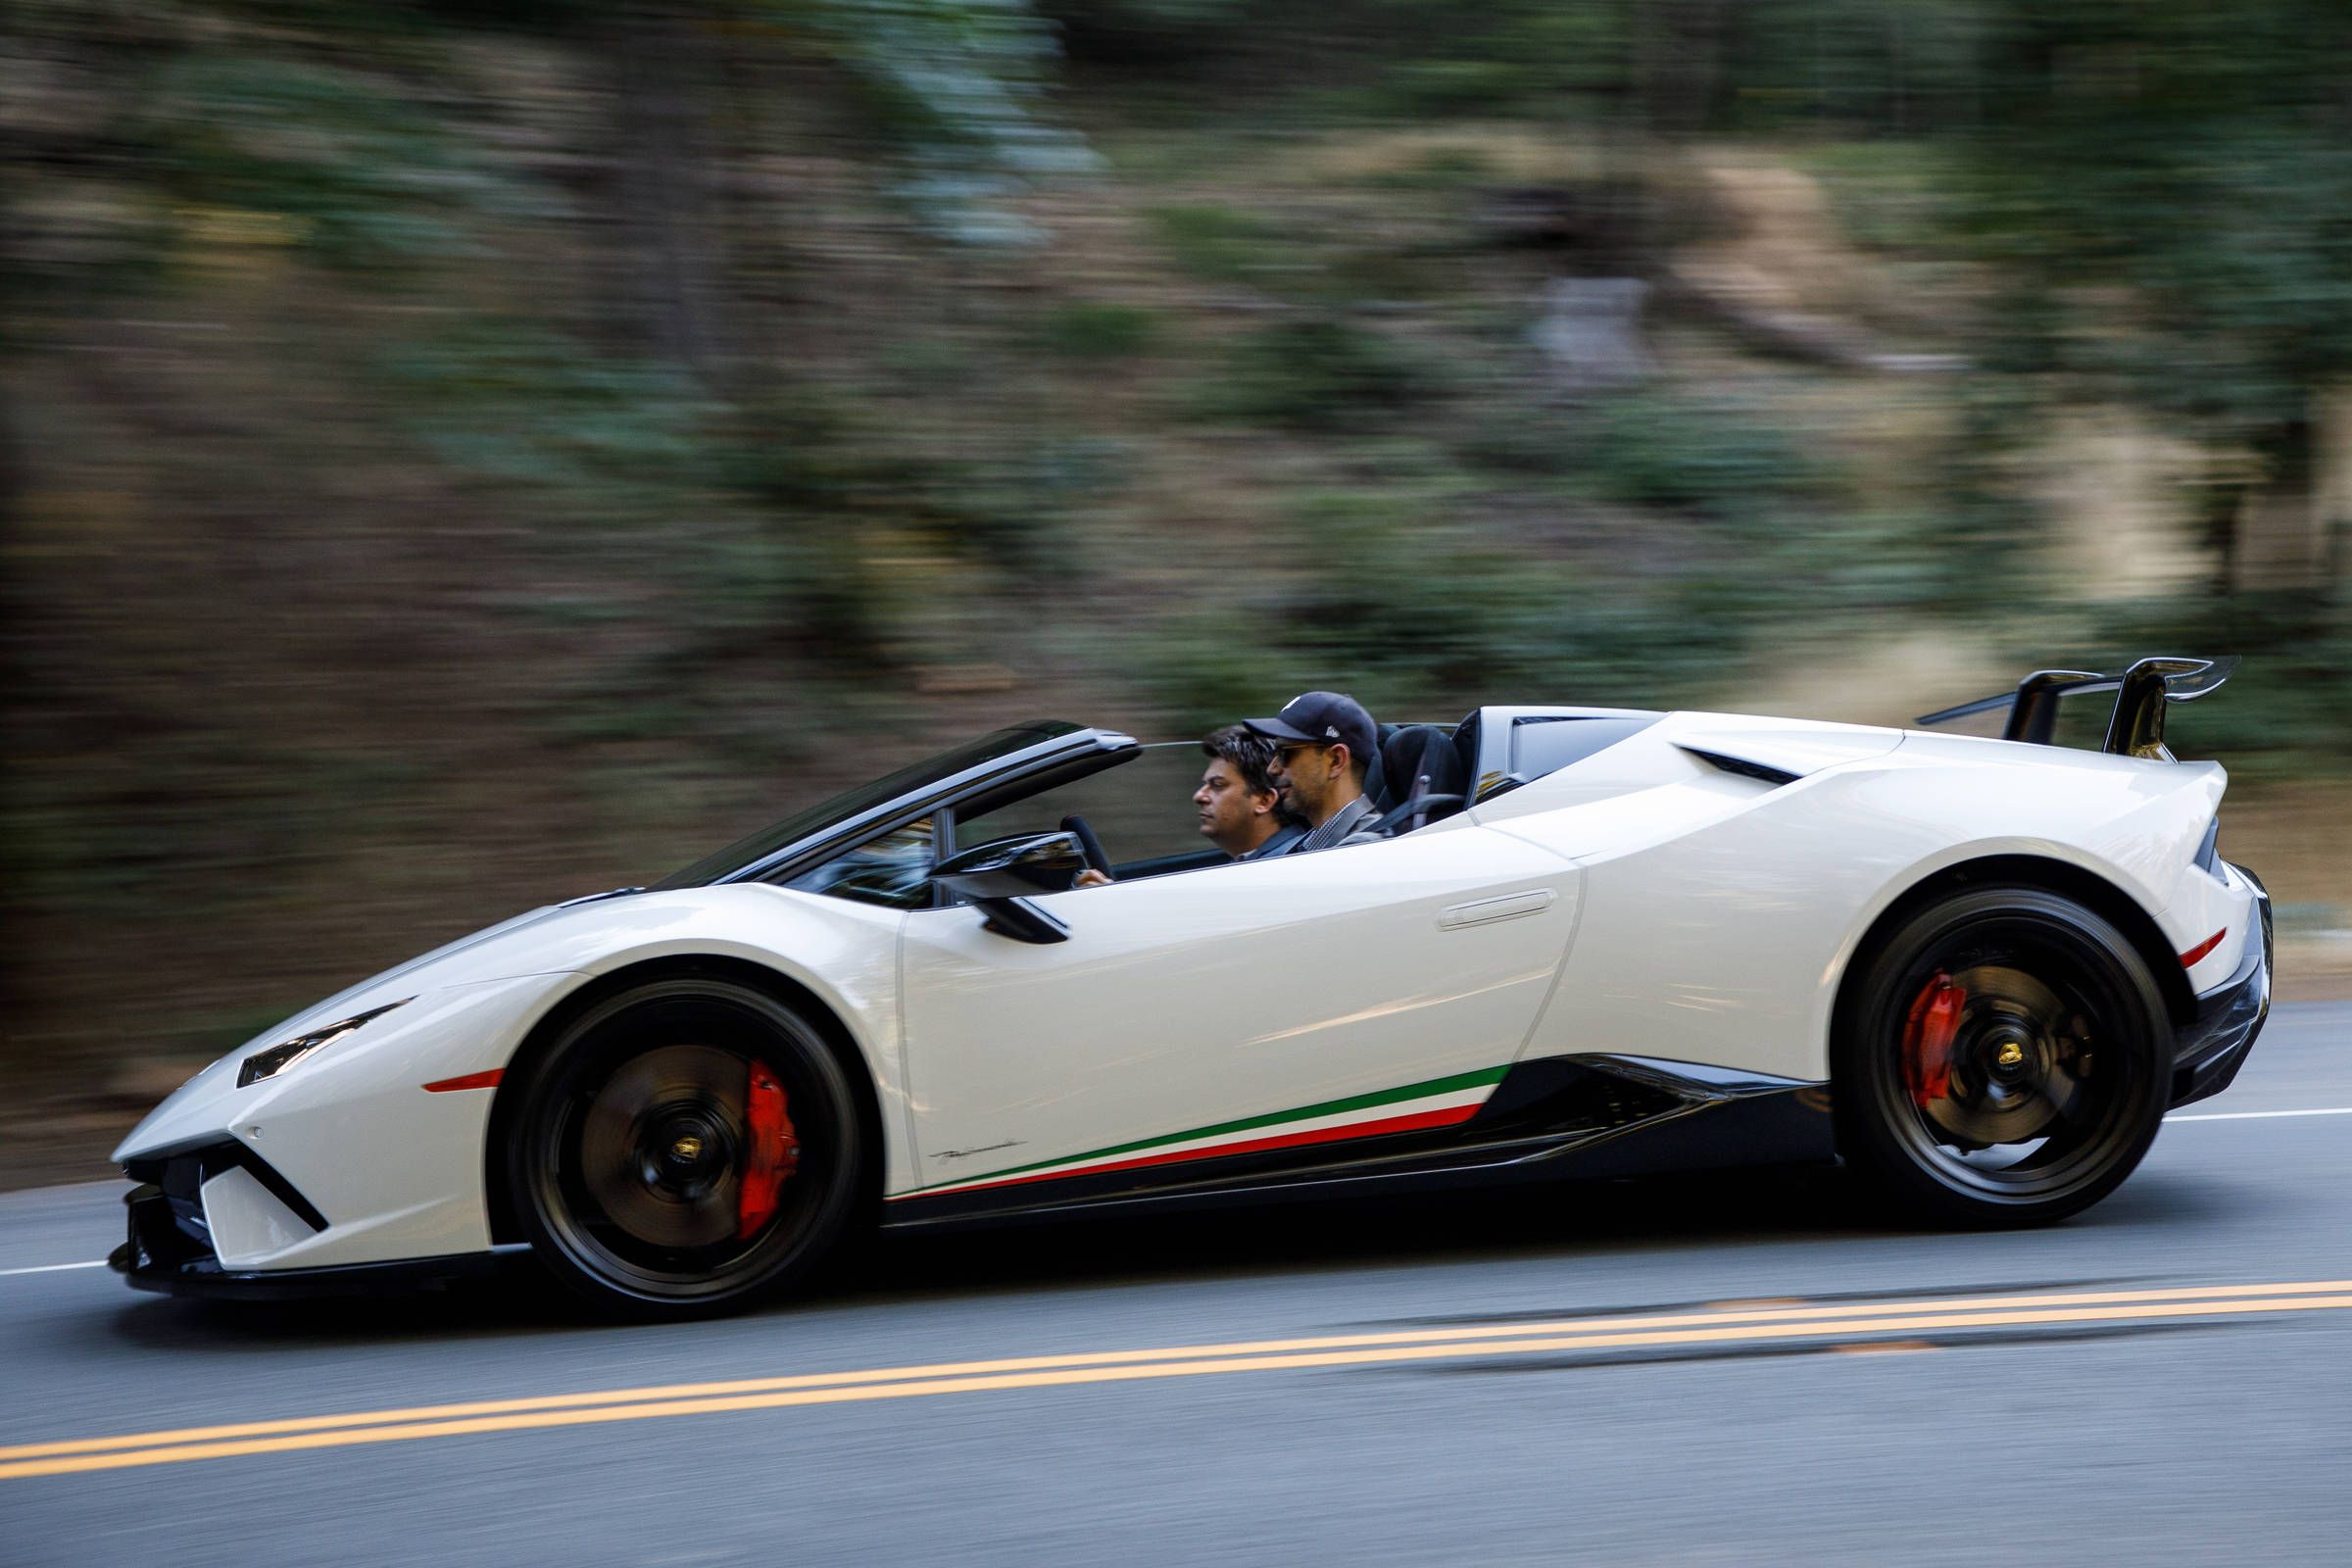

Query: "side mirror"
left=929, top=831, right=1082, bottom=943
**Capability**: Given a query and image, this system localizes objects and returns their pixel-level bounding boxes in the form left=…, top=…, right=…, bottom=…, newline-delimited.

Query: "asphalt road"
left=6, top=1004, right=2350, bottom=1568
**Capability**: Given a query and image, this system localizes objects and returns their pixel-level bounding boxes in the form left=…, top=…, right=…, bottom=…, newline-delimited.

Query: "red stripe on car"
left=921, top=1102, right=1482, bottom=1200
left=2179, top=929, right=2227, bottom=968
left=421, top=1069, right=504, bottom=1093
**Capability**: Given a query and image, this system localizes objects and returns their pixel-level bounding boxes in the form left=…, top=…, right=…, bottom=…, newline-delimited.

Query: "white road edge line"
left=0, top=1261, right=108, bottom=1278
left=2168, top=1106, right=2352, bottom=1123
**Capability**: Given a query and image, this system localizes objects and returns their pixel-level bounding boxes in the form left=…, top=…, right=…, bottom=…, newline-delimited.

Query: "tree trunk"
left=606, top=4, right=725, bottom=383
left=1642, top=0, right=1732, bottom=141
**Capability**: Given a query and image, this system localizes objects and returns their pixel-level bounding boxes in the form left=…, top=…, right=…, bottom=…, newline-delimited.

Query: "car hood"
left=111, top=880, right=911, bottom=1167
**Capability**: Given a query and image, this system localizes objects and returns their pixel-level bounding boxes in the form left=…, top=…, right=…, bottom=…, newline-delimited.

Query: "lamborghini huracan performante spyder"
left=113, top=657, right=2272, bottom=1317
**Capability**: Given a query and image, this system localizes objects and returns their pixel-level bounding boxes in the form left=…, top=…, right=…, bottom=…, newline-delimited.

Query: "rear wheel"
left=507, top=978, right=868, bottom=1318
left=1834, top=886, right=2169, bottom=1227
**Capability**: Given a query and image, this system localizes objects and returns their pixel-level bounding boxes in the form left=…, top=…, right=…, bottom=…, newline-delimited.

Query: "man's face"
left=1267, top=740, right=1341, bottom=817
left=1194, top=758, right=1272, bottom=853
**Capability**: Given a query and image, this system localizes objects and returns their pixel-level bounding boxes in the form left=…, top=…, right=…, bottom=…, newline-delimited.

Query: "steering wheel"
left=1060, top=814, right=1110, bottom=876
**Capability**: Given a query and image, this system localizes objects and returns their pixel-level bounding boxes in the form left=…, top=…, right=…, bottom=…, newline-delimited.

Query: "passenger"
left=1246, top=691, right=1384, bottom=853
left=1074, top=725, right=1303, bottom=887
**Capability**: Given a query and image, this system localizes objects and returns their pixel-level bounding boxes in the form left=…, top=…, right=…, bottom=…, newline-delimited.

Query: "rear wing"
left=1916, top=656, right=2238, bottom=760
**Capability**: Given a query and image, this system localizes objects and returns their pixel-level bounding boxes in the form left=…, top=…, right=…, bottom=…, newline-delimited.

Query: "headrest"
left=1377, top=723, right=1468, bottom=810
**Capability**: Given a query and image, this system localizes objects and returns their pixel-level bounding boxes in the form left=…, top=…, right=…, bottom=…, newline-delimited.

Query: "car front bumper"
left=110, top=1154, right=516, bottom=1299
left=2169, top=864, right=2272, bottom=1109
left=106, top=973, right=575, bottom=1297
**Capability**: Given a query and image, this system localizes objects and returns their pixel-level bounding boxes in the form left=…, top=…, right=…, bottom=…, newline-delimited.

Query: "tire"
left=1833, top=885, right=2170, bottom=1228
left=505, top=977, right=870, bottom=1319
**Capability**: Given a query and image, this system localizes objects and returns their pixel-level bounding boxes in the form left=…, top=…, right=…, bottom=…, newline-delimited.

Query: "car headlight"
left=237, top=1000, right=413, bottom=1088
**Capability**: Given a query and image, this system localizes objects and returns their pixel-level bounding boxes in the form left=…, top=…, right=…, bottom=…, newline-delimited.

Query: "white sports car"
left=112, top=658, right=2272, bottom=1317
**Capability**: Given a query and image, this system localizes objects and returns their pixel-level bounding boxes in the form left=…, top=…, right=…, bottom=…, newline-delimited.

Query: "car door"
left=894, top=822, right=1583, bottom=1200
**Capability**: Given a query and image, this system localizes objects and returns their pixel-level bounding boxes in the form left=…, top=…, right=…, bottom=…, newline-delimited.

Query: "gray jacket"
left=1238, top=821, right=1308, bottom=861
left=1277, top=796, right=1382, bottom=855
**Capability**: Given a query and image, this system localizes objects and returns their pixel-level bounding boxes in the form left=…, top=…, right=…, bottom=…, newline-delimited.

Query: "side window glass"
left=955, top=744, right=1217, bottom=869
left=785, top=816, right=938, bottom=910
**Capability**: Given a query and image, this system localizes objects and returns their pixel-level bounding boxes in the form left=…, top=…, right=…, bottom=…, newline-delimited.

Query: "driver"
left=1074, top=725, right=1303, bottom=887
left=1196, top=724, right=1307, bottom=862
left=1246, top=691, right=1383, bottom=854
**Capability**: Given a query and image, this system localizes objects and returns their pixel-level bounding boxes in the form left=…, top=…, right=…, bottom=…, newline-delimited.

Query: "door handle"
left=1438, top=890, right=1556, bottom=929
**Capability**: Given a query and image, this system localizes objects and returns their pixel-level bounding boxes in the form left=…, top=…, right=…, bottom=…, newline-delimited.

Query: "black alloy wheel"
left=1834, top=886, right=2170, bottom=1227
left=507, top=977, right=868, bottom=1318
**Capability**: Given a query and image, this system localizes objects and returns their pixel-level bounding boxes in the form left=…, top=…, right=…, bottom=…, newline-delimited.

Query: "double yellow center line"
left=7, top=1279, right=2349, bottom=1481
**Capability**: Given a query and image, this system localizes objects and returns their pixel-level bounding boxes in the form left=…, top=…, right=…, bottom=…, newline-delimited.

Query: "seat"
left=1363, top=722, right=1396, bottom=808
left=1369, top=723, right=1469, bottom=836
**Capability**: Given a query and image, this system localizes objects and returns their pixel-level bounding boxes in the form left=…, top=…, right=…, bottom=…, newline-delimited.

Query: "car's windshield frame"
left=652, top=723, right=1129, bottom=890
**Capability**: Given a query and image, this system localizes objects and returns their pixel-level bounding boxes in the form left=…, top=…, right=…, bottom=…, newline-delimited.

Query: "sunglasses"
left=1272, top=741, right=1333, bottom=764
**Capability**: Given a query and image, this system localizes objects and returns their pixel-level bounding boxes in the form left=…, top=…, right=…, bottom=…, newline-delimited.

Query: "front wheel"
left=506, top=978, right=869, bottom=1318
left=1834, top=886, right=2170, bottom=1227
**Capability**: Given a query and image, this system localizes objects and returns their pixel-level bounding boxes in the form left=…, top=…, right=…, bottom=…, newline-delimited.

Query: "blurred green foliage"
left=141, top=53, right=514, bottom=270
left=379, top=324, right=724, bottom=509
left=1040, top=301, right=1160, bottom=358
left=1577, top=392, right=1826, bottom=532
left=1149, top=203, right=1293, bottom=285
left=5, top=0, right=2350, bottom=1082
left=1190, top=316, right=1445, bottom=428
left=781, top=0, right=1097, bottom=242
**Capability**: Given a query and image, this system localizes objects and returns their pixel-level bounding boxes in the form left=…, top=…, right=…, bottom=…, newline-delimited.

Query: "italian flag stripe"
left=897, top=1064, right=1508, bottom=1200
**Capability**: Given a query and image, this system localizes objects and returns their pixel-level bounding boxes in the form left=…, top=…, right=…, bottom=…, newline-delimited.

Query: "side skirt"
left=880, top=1054, right=1836, bottom=1232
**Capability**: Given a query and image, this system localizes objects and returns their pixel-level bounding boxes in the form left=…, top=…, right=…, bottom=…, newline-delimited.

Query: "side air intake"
left=1678, top=747, right=1800, bottom=787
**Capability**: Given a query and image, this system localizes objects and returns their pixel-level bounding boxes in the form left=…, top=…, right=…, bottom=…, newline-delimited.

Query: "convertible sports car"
left=112, top=657, right=2272, bottom=1317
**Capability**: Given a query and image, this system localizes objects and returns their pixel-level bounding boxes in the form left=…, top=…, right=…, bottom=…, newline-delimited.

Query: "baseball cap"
left=1244, top=691, right=1377, bottom=764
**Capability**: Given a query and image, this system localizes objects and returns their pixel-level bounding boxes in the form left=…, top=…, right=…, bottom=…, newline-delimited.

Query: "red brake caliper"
left=1902, top=973, right=1965, bottom=1106
left=736, top=1062, right=801, bottom=1241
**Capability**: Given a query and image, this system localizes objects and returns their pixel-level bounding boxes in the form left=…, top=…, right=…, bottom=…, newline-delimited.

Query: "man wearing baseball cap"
left=1245, top=691, right=1385, bottom=855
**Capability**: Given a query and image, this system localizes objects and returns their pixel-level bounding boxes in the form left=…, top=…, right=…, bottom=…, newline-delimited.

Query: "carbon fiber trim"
left=880, top=1054, right=1834, bottom=1230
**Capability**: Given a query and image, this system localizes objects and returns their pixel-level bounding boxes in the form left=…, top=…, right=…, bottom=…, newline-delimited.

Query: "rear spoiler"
left=1915, top=656, right=2238, bottom=760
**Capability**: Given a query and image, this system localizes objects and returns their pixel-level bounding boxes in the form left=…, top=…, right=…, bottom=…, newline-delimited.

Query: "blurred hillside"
left=5, top=2, right=2350, bottom=1168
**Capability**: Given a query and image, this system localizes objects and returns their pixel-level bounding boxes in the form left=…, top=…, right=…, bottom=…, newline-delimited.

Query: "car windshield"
left=650, top=724, right=1079, bottom=890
